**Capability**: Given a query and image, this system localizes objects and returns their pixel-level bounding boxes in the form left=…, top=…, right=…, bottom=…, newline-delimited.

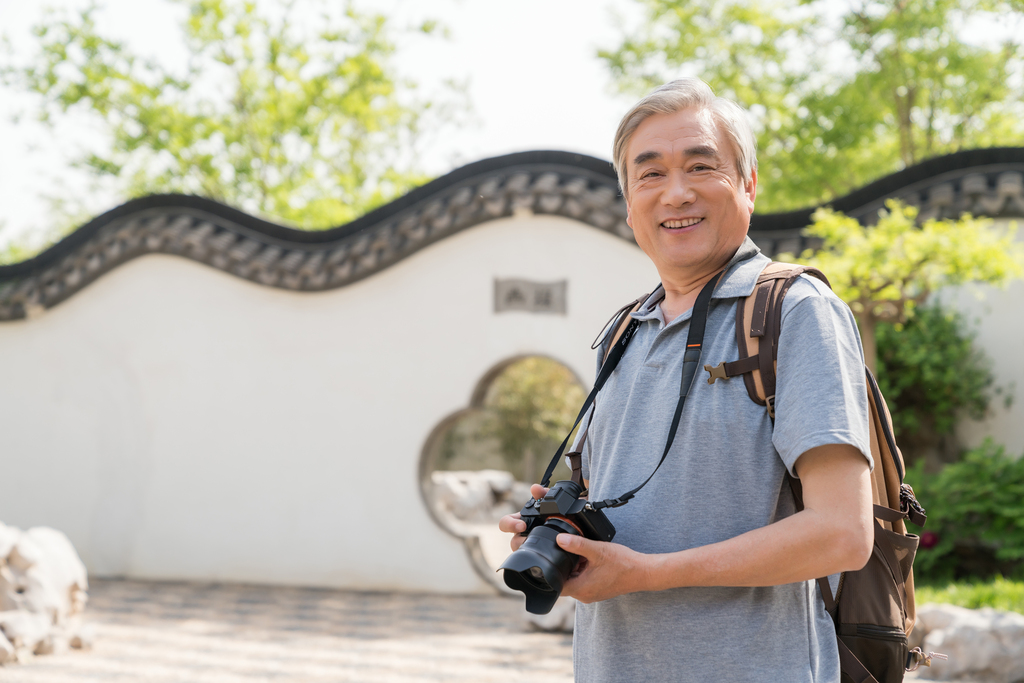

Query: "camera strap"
left=539, top=270, right=724, bottom=511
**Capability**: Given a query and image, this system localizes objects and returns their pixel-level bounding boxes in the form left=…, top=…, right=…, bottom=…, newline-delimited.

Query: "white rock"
left=0, top=567, right=18, bottom=613
left=0, top=611, right=52, bottom=650
left=910, top=603, right=976, bottom=649
left=0, top=630, right=14, bottom=665
left=24, top=527, right=88, bottom=619
left=525, top=596, right=576, bottom=633
left=33, top=632, right=69, bottom=656
left=475, top=469, right=516, bottom=495
left=0, top=522, right=90, bottom=666
left=70, top=623, right=96, bottom=650
left=0, top=523, right=17, bottom=561
left=431, top=470, right=527, bottom=523
left=7, top=534, right=43, bottom=572
left=912, top=603, right=1024, bottom=682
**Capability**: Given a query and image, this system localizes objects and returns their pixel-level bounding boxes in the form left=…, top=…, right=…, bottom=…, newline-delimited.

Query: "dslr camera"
left=498, top=479, right=616, bottom=614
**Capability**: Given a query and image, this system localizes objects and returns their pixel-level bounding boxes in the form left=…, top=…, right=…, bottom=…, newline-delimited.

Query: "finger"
left=497, top=513, right=526, bottom=535
left=510, top=535, right=526, bottom=552
left=530, top=483, right=548, bottom=499
left=557, top=533, right=600, bottom=558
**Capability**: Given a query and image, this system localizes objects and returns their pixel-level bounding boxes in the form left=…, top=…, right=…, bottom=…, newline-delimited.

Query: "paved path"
left=0, top=579, right=572, bottom=683
left=0, top=579, right=960, bottom=682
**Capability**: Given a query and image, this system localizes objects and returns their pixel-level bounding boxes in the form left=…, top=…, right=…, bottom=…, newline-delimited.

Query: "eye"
left=640, top=170, right=662, bottom=179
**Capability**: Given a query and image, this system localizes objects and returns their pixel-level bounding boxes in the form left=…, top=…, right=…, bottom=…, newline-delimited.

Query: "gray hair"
left=612, top=78, right=757, bottom=198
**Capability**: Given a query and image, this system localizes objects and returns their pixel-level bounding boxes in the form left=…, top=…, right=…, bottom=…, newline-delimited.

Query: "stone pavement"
left=0, top=579, right=959, bottom=682
left=0, top=579, right=572, bottom=683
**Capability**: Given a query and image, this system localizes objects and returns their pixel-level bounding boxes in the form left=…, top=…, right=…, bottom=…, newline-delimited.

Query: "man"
left=498, top=78, right=874, bottom=682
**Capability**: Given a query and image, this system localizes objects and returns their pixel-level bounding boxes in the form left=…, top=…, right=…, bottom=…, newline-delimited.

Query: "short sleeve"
left=771, top=277, right=873, bottom=475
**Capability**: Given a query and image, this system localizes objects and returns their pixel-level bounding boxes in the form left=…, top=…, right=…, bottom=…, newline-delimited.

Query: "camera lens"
left=499, top=517, right=581, bottom=614
left=522, top=565, right=550, bottom=590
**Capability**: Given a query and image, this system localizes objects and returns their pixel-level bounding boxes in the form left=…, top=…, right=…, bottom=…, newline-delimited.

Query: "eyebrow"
left=631, top=145, right=720, bottom=169
left=632, top=150, right=662, bottom=166
left=685, top=145, right=719, bottom=160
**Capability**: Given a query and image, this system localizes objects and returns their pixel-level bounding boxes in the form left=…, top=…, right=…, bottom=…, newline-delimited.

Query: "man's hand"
left=555, top=534, right=652, bottom=603
left=497, top=484, right=548, bottom=552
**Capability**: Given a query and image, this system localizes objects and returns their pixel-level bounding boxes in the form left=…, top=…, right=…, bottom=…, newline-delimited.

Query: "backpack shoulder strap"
left=594, top=294, right=648, bottom=364
left=704, top=262, right=828, bottom=417
left=710, top=260, right=932, bottom=667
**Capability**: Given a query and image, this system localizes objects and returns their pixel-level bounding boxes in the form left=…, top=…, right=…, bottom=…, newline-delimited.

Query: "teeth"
left=662, top=218, right=702, bottom=228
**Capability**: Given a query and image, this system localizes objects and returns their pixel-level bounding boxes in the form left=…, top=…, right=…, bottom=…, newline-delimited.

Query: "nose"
left=661, top=170, right=696, bottom=207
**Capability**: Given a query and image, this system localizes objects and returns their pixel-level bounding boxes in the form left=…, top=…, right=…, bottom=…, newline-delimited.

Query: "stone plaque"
left=494, top=279, right=567, bottom=315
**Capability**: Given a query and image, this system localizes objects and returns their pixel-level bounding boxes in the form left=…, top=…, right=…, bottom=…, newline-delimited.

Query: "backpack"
left=600, top=262, right=938, bottom=683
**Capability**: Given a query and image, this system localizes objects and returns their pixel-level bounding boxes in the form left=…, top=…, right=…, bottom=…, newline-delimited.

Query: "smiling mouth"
left=661, top=218, right=703, bottom=229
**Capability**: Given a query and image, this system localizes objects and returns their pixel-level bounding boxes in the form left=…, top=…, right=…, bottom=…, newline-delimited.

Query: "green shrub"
left=876, top=305, right=996, bottom=462
left=916, top=576, right=1024, bottom=615
left=906, top=440, right=1024, bottom=582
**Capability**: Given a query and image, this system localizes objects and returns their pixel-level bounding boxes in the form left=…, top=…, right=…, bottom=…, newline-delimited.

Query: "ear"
left=625, top=195, right=635, bottom=231
left=744, top=168, right=758, bottom=214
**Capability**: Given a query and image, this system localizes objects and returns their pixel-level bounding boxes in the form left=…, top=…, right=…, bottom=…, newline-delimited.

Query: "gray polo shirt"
left=572, top=237, right=871, bottom=683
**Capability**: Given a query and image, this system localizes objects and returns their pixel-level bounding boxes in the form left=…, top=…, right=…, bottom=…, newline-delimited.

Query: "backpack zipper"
left=853, top=624, right=907, bottom=642
left=832, top=572, right=846, bottom=611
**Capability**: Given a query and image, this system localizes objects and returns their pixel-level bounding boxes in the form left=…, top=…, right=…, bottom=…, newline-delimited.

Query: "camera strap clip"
left=589, top=494, right=633, bottom=511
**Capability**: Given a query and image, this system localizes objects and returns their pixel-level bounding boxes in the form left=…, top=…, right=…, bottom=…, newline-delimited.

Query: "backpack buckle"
left=704, top=362, right=728, bottom=385
left=766, top=395, right=776, bottom=419
left=900, top=484, right=928, bottom=527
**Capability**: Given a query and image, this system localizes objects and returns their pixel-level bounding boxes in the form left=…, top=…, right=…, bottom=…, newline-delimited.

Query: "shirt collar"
left=632, top=236, right=768, bottom=322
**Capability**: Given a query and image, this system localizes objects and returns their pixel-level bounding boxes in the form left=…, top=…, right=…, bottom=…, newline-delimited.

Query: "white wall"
left=0, top=214, right=657, bottom=593
left=947, top=218, right=1024, bottom=457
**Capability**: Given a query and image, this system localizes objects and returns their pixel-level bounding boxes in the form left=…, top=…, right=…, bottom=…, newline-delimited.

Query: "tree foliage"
left=876, top=305, right=998, bottom=462
left=784, top=201, right=1024, bottom=373
left=481, top=357, right=585, bottom=484
left=601, top=0, right=1024, bottom=211
left=906, top=441, right=1024, bottom=582
left=1, top=0, right=451, bottom=230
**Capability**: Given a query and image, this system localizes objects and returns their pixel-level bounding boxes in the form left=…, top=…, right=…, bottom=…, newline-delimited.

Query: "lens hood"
left=499, top=522, right=576, bottom=615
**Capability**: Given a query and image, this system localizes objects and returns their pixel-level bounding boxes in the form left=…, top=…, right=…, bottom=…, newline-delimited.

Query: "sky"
left=1, top=0, right=1017, bottom=250
left=0, top=0, right=643, bottom=249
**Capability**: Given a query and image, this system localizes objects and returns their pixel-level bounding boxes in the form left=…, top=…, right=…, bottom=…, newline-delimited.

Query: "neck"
left=658, top=255, right=735, bottom=323
left=658, top=273, right=717, bottom=324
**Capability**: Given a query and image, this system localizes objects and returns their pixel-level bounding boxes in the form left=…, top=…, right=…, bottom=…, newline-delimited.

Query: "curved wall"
left=946, top=218, right=1024, bottom=457
left=2, top=147, right=1023, bottom=592
left=0, top=213, right=656, bottom=592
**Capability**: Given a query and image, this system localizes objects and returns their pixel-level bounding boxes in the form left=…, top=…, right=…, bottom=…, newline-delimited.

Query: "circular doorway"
left=420, top=355, right=585, bottom=588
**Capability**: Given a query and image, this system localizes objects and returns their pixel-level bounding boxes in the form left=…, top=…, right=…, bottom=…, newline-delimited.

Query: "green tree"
left=783, top=200, right=1023, bottom=374
left=482, top=357, right=586, bottom=484
left=602, top=0, right=1024, bottom=211
left=876, top=305, right=999, bottom=464
left=905, top=441, right=1024, bottom=581
left=1, top=0, right=453, bottom=231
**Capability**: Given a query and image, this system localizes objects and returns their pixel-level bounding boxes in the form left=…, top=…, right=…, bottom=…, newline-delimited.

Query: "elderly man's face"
left=624, top=107, right=756, bottom=278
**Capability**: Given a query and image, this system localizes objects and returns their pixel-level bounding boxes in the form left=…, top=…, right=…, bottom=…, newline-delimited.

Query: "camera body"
left=519, top=481, right=616, bottom=543
left=499, top=479, right=616, bottom=614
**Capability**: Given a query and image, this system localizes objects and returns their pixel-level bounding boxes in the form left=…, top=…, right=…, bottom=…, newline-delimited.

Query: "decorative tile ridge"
left=748, top=149, right=1024, bottom=257
left=2, top=147, right=1023, bottom=321
left=0, top=152, right=630, bottom=321
left=849, top=165, right=1024, bottom=224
